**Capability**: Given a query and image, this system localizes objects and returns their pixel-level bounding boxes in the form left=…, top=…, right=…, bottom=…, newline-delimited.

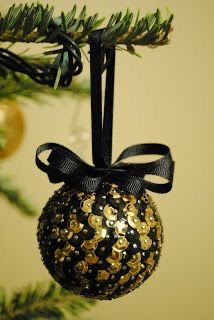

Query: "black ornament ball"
left=37, top=182, right=163, bottom=300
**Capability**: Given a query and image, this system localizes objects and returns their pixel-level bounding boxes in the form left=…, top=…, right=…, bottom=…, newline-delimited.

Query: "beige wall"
left=0, top=0, right=214, bottom=319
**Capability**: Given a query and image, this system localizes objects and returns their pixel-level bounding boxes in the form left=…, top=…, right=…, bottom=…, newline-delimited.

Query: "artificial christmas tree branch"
left=0, top=4, right=173, bottom=89
left=0, top=281, right=96, bottom=319
left=0, top=3, right=173, bottom=50
left=0, top=3, right=173, bottom=91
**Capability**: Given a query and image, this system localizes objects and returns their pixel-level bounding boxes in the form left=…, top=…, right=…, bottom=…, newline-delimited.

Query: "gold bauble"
left=0, top=99, right=25, bottom=159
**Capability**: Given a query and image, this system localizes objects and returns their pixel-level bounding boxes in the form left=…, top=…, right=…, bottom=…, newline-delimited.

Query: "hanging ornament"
left=0, top=99, right=25, bottom=159
left=38, top=183, right=162, bottom=299
left=36, top=30, right=174, bottom=300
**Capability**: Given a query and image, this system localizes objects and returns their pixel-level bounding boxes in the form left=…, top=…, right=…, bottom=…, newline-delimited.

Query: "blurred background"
left=0, top=0, right=213, bottom=319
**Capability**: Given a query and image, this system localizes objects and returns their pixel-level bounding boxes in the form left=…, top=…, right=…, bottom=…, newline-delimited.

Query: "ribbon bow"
left=36, top=30, right=174, bottom=196
left=36, top=142, right=174, bottom=196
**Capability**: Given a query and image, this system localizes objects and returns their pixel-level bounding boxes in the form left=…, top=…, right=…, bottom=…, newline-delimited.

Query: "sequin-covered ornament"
left=36, top=29, right=174, bottom=300
left=37, top=182, right=163, bottom=300
left=0, top=100, right=25, bottom=159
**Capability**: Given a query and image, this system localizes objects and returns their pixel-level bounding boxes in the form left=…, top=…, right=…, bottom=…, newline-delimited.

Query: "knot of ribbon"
left=36, top=29, right=174, bottom=196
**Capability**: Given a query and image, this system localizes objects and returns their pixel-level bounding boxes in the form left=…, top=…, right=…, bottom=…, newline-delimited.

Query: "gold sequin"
left=140, top=235, right=152, bottom=250
left=118, top=273, right=130, bottom=285
left=88, top=214, right=103, bottom=229
left=106, top=220, right=116, bottom=228
left=122, top=194, right=137, bottom=204
left=81, top=198, right=94, bottom=213
left=104, top=205, right=117, bottom=220
left=129, top=263, right=141, bottom=276
left=114, top=221, right=128, bottom=236
left=74, top=261, right=88, bottom=274
left=94, top=228, right=107, bottom=242
left=127, top=252, right=141, bottom=267
left=113, top=194, right=121, bottom=199
left=145, top=207, right=157, bottom=228
left=85, top=252, right=99, bottom=265
left=96, top=270, right=110, bottom=281
left=54, top=242, right=75, bottom=263
left=68, top=217, right=83, bottom=233
left=108, top=261, right=122, bottom=274
left=63, top=242, right=75, bottom=256
left=128, top=216, right=141, bottom=229
left=146, top=253, right=155, bottom=270
left=137, top=222, right=150, bottom=236
left=113, top=237, right=129, bottom=252
left=59, top=228, right=73, bottom=240
left=81, top=239, right=98, bottom=252
left=54, top=249, right=65, bottom=262
left=123, top=203, right=138, bottom=216
left=108, top=184, right=121, bottom=198
left=106, top=250, right=122, bottom=263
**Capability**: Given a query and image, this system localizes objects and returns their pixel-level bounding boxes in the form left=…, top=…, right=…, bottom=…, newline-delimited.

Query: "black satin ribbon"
left=36, top=29, right=174, bottom=196
left=89, top=29, right=115, bottom=167
left=36, top=142, right=174, bottom=195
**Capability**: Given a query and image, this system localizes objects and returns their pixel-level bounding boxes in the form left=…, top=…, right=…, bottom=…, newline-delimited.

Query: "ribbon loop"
left=89, top=30, right=116, bottom=168
left=36, top=28, right=174, bottom=196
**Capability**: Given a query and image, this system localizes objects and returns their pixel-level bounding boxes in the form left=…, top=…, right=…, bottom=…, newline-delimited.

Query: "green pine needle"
left=54, top=66, right=62, bottom=91
left=0, top=282, right=96, bottom=320
left=0, top=3, right=173, bottom=48
left=0, top=175, right=37, bottom=217
left=0, top=4, right=173, bottom=89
